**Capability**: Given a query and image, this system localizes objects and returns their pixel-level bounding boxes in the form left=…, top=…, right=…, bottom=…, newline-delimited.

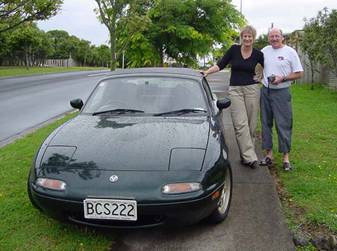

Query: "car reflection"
left=39, top=153, right=100, bottom=180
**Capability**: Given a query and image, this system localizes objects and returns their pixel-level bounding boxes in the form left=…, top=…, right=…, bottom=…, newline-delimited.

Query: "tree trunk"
left=110, top=29, right=116, bottom=71
left=310, top=60, right=314, bottom=84
left=159, top=47, right=164, bottom=67
left=309, top=60, right=315, bottom=90
left=84, top=53, right=87, bottom=66
left=25, top=49, right=29, bottom=70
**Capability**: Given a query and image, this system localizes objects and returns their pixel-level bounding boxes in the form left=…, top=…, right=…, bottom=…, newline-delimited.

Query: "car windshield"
left=82, top=76, right=208, bottom=115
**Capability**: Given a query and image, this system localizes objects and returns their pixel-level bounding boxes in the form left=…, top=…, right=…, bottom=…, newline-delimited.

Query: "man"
left=260, top=28, right=304, bottom=171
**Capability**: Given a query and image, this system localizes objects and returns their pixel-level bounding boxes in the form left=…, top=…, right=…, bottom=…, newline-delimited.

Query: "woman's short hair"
left=240, top=25, right=257, bottom=40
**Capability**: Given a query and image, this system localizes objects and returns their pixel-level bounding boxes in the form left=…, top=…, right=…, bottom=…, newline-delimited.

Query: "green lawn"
left=0, top=66, right=108, bottom=78
left=0, top=113, right=112, bottom=251
left=272, top=84, right=337, bottom=232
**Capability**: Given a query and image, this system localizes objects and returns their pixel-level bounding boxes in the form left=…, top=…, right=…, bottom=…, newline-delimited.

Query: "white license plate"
left=84, top=198, right=137, bottom=221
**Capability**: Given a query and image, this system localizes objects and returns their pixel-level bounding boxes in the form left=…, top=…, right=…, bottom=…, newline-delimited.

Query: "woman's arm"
left=202, top=65, right=220, bottom=77
left=201, top=45, right=234, bottom=77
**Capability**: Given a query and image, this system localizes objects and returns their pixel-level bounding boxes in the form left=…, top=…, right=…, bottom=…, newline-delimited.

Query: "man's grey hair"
left=268, top=27, right=283, bottom=36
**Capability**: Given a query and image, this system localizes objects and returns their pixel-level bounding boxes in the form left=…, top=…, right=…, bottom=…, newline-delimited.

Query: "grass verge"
left=0, top=113, right=112, bottom=251
left=268, top=84, right=337, bottom=247
left=0, top=66, right=107, bottom=78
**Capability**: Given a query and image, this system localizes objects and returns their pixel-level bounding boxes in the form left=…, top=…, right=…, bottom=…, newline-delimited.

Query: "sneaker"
left=283, top=162, right=292, bottom=171
left=259, top=156, right=273, bottom=166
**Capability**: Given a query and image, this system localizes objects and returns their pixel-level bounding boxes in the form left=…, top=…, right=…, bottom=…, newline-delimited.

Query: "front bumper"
left=29, top=185, right=223, bottom=228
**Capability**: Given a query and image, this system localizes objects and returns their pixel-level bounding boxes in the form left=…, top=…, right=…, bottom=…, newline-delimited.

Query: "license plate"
left=84, top=198, right=137, bottom=221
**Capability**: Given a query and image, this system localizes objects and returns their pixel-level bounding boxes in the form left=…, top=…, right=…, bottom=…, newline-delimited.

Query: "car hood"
left=43, top=115, right=210, bottom=171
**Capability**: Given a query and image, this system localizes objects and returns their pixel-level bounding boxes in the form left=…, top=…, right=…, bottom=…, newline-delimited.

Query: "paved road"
left=106, top=71, right=295, bottom=251
left=0, top=70, right=109, bottom=146
left=207, top=69, right=230, bottom=93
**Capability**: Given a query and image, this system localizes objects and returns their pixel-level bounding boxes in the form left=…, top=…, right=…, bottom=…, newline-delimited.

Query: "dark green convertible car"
left=27, top=67, right=232, bottom=228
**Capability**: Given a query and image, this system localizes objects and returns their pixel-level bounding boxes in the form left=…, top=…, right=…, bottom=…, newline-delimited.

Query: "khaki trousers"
left=228, top=84, right=260, bottom=162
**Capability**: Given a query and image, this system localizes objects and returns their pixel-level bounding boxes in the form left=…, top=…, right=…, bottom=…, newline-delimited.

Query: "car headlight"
left=162, top=183, right=201, bottom=194
left=36, top=178, right=66, bottom=191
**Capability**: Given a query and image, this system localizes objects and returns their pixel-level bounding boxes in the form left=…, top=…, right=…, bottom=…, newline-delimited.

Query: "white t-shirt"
left=262, top=45, right=303, bottom=89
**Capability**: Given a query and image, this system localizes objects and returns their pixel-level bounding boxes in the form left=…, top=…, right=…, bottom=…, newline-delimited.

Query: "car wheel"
left=207, top=166, right=232, bottom=224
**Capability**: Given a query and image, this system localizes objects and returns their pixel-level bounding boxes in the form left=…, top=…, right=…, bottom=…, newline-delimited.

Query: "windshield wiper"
left=92, top=109, right=145, bottom=116
left=153, top=108, right=207, bottom=116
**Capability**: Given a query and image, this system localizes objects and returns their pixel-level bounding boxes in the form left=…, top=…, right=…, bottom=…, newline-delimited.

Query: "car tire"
left=207, top=166, right=232, bottom=224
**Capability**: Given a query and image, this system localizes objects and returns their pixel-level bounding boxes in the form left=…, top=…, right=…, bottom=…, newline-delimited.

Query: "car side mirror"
left=216, top=98, right=231, bottom=110
left=70, top=99, right=83, bottom=110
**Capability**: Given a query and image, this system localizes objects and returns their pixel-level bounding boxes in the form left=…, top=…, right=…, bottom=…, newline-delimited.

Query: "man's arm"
left=273, top=71, right=304, bottom=84
left=282, top=71, right=304, bottom=82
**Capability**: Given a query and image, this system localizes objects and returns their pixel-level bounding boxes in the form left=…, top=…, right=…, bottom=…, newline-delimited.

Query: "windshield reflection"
left=83, top=77, right=207, bottom=115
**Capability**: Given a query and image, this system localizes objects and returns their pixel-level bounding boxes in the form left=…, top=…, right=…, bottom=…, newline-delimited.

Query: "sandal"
left=259, top=156, right=273, bottom=166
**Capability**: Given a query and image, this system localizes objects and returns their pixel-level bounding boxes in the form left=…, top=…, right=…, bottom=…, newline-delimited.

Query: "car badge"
left=109, top=175, right=119, bottom=183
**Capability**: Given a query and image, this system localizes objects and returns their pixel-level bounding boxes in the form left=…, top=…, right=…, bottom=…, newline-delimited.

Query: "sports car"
left=27, top=67, right=232, bottom=228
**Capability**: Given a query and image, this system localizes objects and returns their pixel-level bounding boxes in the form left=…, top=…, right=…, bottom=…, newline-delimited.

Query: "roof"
left=107, top=67, right=202, bottom=78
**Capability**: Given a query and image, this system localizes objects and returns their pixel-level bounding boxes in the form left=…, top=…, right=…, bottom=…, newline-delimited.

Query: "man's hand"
left=272, top=75, right=284, bottom=84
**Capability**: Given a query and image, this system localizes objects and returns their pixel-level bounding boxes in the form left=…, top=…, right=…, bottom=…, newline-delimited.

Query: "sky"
left=38, top=0, right=337, bottom=46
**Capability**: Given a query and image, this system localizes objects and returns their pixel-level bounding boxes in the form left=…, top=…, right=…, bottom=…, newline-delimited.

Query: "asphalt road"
left=0, top=70, right=295, bottom=250
left=0, top=70, right=110, bottom=146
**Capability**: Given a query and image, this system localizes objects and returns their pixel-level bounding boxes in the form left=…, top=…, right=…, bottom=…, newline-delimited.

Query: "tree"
left=72, top=39, right=91, bottom=66
left=94, top=0, right=130, bottom=71
left=122, top=31, right=161, bottom=67
left=301, top=8, right=337, bottom=77
left=94, top=0, right=151, bottom=71
left=0, top=32, right=10, bottom=65
left=0, top=0, right=63, bottom=33
left=254, top=34, right=268, bottom=50
left=1, top=23, right=54, bottom=66
left=116, top=0, right=155, bottom=67
left=301, top=22, right=320, bottom=83
left=319, top=8, right=337, bottom=76
left=47, top=30, right=73, bottom=59
left=8, top=23, right=41, bottom=67
left=33, top=29, right=54, bottom=65
left=123, top=0, right=244, bottom=67
left=96, top=45, right=111, bottom=67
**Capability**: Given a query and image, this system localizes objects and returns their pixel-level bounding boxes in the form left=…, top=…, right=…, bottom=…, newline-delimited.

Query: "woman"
left=202, top=25, right=263, bottom=169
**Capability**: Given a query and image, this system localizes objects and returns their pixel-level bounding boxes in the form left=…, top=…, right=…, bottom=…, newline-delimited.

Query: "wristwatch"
left=283, top=76, right=288, bottom=82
